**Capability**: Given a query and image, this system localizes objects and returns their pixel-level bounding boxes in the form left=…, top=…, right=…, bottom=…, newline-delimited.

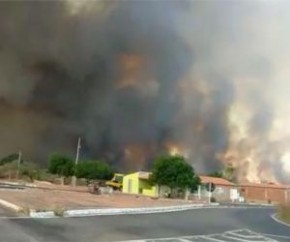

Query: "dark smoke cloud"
left=0, top=1, right=200, bottom=170
left=1, top=1, right=290, bottom=182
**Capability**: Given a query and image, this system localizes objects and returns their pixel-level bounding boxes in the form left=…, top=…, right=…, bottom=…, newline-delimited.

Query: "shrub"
left=48, top=153, right=74, bottom=184
left=20, top=162, right=39, bottom=182
left=53, top=206, right=66, bottom=217
left=75, top=160, right=113, bottom=182
left=18, top=206, right=30, bottom=216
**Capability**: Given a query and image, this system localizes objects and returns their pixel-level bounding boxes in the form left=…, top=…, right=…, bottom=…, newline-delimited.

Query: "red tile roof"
left=199, top=176, right=234, bottom=186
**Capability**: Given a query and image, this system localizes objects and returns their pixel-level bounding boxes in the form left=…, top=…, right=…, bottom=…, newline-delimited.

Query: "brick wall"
left=240, top=185, right=290, bottom=204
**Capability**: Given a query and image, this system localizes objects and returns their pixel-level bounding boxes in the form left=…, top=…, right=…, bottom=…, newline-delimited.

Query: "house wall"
left=122, top=172, right=139, bottom=194
left=122, top=172, right=189, bottom=197
left=239, top=185, right=290, bottom=204
left=198, top=184, right=234, bottom=201
left=139, top=178, right=157, bottom=197
left=122, top=173, right=158, bottom=197
left=212, top=185, right=233, bottom=201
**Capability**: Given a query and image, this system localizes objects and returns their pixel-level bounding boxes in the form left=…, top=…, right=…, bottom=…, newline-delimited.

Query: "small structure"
left=198, top=176, right=236, bottom=202
left=239, top=183, right=290, bottom=204
left=122, top=171, right=170, bottom=197
left=122, top=171, right=156, bottom=197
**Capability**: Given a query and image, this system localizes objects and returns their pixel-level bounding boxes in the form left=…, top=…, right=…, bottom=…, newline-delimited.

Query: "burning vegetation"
left=0, top=1, right=290, bottom=183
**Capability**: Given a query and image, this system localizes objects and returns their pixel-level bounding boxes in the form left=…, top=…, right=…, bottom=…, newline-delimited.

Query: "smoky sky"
left=1, top=0, right=290, bottom=181
left=0, top=1, right=198, bottom=170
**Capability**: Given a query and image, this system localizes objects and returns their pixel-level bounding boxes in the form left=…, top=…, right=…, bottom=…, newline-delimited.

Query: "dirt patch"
left=0, top=182, right=205, bottom=210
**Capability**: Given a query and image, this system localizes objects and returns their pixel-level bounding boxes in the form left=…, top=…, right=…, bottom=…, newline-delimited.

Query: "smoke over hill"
left=0, top=1, right=290, bottom=183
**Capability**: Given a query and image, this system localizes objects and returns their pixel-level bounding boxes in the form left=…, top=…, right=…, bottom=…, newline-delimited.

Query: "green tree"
left=0, top=153, right=22, bottom=166
left=208, top=164, right=236, bottom=181
left=208, top=171, right=223, bottom=178
left=150, top=155, right=200, bottom=198
left=222, top=163, right=235, bottom=181
left=48, top=153, right=74, bottom=185
left=75, top=160, right=113, bottom=182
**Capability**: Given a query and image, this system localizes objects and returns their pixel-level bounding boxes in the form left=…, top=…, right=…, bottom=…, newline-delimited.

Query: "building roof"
left=138, top=171, right=151, bottom=179
left=199, top=176, right=234, bottom=186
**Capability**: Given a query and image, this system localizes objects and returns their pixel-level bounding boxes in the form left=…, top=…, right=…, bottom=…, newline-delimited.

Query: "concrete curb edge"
left=271, top=213, right=290, bottom=227
left=0, top=198, right=22, bottom=212
left=30, top=203, right=220, bottom=218
left=0, top=197, right=276, bottom=219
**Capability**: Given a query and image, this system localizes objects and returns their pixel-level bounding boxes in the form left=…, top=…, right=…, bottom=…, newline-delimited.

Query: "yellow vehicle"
left=105, top=173, right=124, bottom=191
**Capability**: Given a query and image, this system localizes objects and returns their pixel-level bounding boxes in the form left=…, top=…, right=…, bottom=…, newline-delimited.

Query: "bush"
left=0, top=153, right=21, bottom=166
left=75, top=160, right=113, bottom=182
left=0, top=160, right=41, bottom=182
left=35, top=169, right=58, bottom=183
left=278, top=203, right=290, bottom=224
left=18, top=206, right=30, bottom=216
left=48, top=153, right=74, bottom=184
left=0, top=161, right=18, bottom=179
left=53, top=206, right=66, bottom=217
left=20, top=162, right=39, bottom=182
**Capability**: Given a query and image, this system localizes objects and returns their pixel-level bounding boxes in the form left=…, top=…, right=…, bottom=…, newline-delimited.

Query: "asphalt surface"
left=0, top=207, right=289, bottom=242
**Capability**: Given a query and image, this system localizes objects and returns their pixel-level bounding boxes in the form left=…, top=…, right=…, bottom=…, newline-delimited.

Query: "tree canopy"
left=208, top=171, right=223, bottom=178
left=75, top=160, right=113, bottom=181
left=0, top=153, right=22, bottom=166
left=48, top=153, right=74, bottom=178
left=208, top=164, right=236, bottom=181
left=150, top=155, right=200, bottom=191
left=222, top=163, right=235, bottom=181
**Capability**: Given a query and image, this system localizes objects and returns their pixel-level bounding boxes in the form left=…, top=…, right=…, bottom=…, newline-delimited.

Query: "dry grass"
left=53, top=206, right=66, bottom=217
left=278, top=203, right=290, bottom=224
left=17, top=206, right=30, bottom=216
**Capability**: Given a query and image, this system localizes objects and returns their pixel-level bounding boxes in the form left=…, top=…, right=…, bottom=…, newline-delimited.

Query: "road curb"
left=30, top=211, right=56, bottom=218
left=0, top=198, right=22, bottom=212
left=0, top=199, right=274, bottom=219
left=271, top=213, right=290, bottom=227
left=29, top=203, right=220, bottom=218
left=29, top=203, right=274, bottom=219
left=220, top=203, right=275, bottom=208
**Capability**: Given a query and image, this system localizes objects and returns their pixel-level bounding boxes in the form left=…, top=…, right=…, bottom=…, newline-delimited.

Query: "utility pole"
left=16, top=151, right=22, bottom=181
left=72, top=137, right=81, bottom=187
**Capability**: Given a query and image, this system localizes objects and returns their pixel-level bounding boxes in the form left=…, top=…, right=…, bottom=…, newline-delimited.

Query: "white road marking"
left=219, top=234, right=250, bottom=242
left=178, top=239, right=193, bottom=242
left=226, top=231, right=261, bottom=238
left=201, top=236, right=226, bottom=242
left=117, top=229, right=280, bottom=242
left=261, top=233, right=290, bottom=239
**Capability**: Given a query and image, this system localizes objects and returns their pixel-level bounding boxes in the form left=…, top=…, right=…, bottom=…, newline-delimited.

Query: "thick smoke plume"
left=0, top=1, right=290, bottom=183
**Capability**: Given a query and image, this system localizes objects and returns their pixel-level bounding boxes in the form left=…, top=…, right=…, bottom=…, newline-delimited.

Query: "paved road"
left=0, top=207, right=289, bottom=242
